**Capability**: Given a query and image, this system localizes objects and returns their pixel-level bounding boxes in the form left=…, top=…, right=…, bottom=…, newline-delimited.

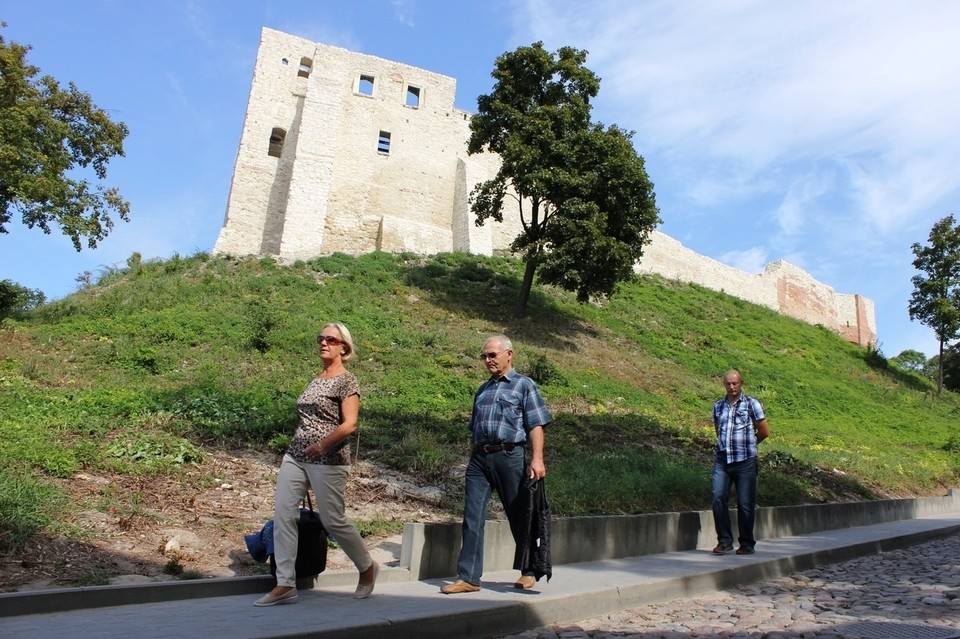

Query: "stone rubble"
left=498, top=534, right=960, bottom=639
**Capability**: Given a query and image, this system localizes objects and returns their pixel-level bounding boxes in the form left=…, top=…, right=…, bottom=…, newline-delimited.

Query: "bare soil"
left=0, top=451, right=459, bottom=592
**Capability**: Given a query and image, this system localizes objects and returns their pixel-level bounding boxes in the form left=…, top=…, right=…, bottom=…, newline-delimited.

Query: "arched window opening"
left=298, top=57, right=313, bottom=78
left=268, top=127, right=286, bottom=158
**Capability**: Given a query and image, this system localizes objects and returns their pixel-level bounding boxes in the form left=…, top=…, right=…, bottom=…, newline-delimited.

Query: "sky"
left=2, top=0, right=959, bottom=359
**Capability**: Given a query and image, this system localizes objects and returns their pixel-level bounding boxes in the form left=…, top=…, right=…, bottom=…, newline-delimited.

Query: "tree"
left=940, top=346, right=960, bottom=393
left=468, top=42, right=660, bottom=315
left=0, top=279, right=45, bottom=319
left=889, top=349, right=928, bottom=374
left=908, top=215, right=960, bottom=394
left=0, top=25, right=130, bottom=251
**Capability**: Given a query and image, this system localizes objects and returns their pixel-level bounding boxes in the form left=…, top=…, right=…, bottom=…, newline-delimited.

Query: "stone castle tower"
left=214, top=27, right=877, bottom=347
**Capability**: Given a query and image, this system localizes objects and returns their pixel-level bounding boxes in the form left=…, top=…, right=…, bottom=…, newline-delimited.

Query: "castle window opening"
left=298, top=57, right=313, bottom=78
left=406, top=85, right=421, bottom=108
left=358, top=74, right=375, bottom=96
left=378, top=130, right=391, bottom=154
left=268, top=127, right=286, bottom=158
left=281, top=58, right=289, bottom=65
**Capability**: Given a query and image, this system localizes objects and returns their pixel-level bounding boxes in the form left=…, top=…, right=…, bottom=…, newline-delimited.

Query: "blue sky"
left=2, top=0, right=959, bottom=359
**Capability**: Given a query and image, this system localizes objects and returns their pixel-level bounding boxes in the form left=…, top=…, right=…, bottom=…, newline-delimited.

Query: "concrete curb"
left=0, top=567, right=414, bottom=617
left=0, top=575, right=273, bottom=618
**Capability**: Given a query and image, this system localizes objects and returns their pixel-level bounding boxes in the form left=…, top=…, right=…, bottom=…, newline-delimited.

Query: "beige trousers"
left=272, top=454, right=372, bottom=587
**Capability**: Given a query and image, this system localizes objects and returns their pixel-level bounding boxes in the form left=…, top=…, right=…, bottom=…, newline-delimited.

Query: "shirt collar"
left=490, top=368, right=518, bottom=383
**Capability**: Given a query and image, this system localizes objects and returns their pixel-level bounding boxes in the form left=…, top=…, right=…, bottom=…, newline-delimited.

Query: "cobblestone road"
left=498, top=534, right=960, bottom=639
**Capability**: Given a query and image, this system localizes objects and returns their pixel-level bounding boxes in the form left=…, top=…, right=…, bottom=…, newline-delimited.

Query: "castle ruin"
left=214, top=27, right=877, bottom=347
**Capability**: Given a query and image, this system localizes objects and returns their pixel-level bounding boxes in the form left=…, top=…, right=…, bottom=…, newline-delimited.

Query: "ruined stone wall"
left=214, top=27, right=876, bottom=347
left=636, top=233, right=877, bottom=346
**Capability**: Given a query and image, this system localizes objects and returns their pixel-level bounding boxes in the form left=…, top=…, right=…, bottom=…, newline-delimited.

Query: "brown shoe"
left=514, top=575, right=537, bottom=589
left=440, top=579, right=481, bottom=594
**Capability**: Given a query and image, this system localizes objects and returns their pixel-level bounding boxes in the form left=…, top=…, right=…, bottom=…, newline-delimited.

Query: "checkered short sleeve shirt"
left=469, top=369, right=551, bottom=444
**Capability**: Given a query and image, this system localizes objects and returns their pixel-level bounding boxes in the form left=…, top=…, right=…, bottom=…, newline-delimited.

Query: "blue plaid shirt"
left=713, top=394, right=766, bottom=464
left=469, top=369, right=551, bottom=444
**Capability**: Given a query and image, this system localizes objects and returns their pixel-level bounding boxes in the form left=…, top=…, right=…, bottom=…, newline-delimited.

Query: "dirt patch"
left=1, top=451, right=459, bottom=592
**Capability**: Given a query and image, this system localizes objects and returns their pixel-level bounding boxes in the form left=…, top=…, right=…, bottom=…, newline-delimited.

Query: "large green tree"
left=908, top=215, right=960, bottom=393
left=468, top=42, right=660, bottom=315
left=0, top=25, right=130, bottom=251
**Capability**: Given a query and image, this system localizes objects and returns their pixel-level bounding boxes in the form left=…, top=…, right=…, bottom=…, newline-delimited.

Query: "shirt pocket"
left=733, top=407, right=752, bottom=428
left=497, top=394, right=523, bottom=428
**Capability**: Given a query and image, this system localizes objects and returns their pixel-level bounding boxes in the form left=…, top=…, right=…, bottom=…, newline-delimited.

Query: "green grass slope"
left=2, top=250, right=959, bottom=551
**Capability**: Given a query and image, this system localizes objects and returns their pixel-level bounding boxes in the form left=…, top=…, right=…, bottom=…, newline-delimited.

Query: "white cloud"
left=520, top=0, right=960, bottom=191
left=718, top=246, right=768, bottom=274
left=771, top=170, right=834, bottom=237
left=391, top=0, right=417, bottom=27
left=512, top=0, right=960, bottom=355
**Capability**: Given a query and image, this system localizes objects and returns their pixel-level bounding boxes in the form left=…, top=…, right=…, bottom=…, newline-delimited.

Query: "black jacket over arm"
left=513, top=477, right=552, bottom=581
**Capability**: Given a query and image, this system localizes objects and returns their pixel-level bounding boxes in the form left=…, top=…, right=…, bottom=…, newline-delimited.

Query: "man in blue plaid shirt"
left=711, top=369, right=770, bottom=555
left=441, top=335, right=551, bottom=594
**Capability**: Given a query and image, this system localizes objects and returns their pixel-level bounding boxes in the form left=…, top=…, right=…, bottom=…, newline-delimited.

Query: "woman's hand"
left=304, top=443, right=324, bottom=459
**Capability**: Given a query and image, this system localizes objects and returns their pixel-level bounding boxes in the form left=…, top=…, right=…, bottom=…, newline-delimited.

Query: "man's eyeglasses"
left=479, top=349, right=506, bottom=360
left=317, top=335, right=342, bottom=345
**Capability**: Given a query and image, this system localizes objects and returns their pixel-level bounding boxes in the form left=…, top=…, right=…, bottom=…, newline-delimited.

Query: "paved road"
left=498, top=534, right=960, bottom=639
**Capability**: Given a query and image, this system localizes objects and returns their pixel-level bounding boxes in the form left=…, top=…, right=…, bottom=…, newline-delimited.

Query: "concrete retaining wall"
left=400, top=490, right=960, bottom=580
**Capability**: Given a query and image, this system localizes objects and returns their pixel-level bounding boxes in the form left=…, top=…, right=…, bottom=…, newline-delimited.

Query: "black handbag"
left=270, top=491, right=328, bottom=579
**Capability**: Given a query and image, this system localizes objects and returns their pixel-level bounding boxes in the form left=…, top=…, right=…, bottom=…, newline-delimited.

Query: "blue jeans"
left=455, top=447, right=526, bottom=585
left=711, top=455, right=758, bottom=549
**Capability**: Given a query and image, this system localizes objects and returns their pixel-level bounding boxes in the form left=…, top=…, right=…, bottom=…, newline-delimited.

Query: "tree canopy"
left=0, top=25, right=130, bottom=251
left=468, top=42, right=660, bottom=315
left=908, top=214, right=960, bottom=393
left=0, top=278, right=44, bottom=319
left=889, top=349, right=928, bottom=374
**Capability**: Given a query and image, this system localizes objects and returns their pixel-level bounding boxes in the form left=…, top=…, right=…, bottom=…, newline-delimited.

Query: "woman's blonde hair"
left=323, top=322, right=356, bottom=362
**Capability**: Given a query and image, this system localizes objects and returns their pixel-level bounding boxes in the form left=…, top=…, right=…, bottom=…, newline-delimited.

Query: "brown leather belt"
left=476, top=442, right=523, bottom=453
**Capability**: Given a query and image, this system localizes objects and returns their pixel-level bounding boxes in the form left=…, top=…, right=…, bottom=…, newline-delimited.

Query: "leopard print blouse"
left=286, top=372, right=360, bottom=465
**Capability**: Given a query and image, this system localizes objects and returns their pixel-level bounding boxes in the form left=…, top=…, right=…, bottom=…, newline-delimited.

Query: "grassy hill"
left=2, top=250, right=959, bottom=555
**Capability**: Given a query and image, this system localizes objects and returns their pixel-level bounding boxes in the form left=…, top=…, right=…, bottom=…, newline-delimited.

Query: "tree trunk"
left=515, top=254, right=539, bottom=317
left=938, top=338, right=945, bottom=395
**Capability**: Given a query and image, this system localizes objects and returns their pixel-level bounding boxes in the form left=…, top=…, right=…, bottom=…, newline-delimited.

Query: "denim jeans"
left=455, top=447, right=526, bottom=585
left=711, top=455, right=758, bottom=549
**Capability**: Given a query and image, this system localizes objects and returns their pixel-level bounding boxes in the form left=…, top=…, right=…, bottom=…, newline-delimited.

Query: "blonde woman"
left=255, top=323, right=378, bottom=606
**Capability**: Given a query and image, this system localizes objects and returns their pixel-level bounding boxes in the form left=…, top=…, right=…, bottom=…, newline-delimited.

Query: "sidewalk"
left=3, top=514, right=960, bottom=639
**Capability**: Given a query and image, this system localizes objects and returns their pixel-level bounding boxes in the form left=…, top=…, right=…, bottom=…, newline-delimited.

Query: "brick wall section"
left=214, top=27, right=877, bottom=348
